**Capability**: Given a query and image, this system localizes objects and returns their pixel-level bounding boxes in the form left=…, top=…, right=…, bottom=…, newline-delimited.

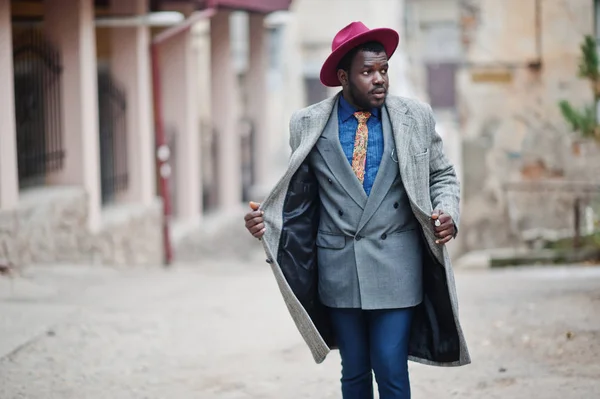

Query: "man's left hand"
left=431, top=210, right=455, bottom=245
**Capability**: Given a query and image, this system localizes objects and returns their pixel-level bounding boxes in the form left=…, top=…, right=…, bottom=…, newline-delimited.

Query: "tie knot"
left=354, top=111, right=371, bottom=124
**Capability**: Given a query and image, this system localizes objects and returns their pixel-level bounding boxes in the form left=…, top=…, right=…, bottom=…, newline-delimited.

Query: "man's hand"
left=431, top=210, right=455, bottom=245
left=244, top=201, right=265, bottom=240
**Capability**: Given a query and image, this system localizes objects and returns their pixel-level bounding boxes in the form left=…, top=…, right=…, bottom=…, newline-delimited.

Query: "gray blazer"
left=258, top=94, right=470, bottom=367
left=308, top=100, right=423, bottom=309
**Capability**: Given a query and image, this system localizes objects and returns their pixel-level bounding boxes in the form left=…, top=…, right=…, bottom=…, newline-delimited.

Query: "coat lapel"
left=385, top=97, right=415, bottom=175
left=315, top=99, right=368, bottom=208
left=386, top=97, right=432, bottom=218
left=356, top=105, right=397, bottom=232
left=283, top=96, right=339, bottom=187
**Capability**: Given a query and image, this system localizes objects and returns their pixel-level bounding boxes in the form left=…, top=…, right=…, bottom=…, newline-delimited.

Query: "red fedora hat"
left=320, top=21, right=399, bottom=87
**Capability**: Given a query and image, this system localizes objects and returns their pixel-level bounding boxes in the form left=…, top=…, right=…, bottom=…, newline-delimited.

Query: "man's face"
left=343, top=50, right=389, bottom=109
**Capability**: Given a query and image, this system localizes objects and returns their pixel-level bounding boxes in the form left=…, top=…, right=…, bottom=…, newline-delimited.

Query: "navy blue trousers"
left=329, top=307, right=414, bottom=399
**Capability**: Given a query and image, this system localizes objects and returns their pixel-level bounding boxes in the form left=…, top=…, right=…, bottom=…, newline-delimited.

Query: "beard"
left=348, top=78, right=386, bottom=110
left=348, top=79, right=372, bottom=110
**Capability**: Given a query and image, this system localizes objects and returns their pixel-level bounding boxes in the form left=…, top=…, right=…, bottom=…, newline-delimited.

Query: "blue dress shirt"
left=337, top=95, right=384, bottom=196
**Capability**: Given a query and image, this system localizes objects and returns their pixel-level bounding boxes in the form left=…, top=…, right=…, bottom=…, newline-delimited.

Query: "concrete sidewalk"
left=1, top=258, right=600, bottom=398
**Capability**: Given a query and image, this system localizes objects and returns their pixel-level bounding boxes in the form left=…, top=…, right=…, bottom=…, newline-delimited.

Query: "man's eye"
left=381, top=69, right=387, bottom=74
left=362, top=71, right=369, bottom=76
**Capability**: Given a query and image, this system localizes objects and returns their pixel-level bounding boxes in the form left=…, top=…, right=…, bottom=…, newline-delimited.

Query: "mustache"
left=370, top=86, right=387, bottom=94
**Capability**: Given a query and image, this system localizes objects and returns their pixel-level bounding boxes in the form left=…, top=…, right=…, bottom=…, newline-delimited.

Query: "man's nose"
left=373, top=72, right=384, bottom=85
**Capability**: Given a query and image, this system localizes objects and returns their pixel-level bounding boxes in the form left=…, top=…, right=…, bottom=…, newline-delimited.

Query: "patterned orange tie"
left=351, top=111, right=371, bottom=184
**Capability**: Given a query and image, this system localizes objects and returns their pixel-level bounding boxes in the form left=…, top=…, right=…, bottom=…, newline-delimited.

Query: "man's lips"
left=371, top=89, right=387, bottom=98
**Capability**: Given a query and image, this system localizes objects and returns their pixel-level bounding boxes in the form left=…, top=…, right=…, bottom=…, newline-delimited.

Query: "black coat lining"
left=276, top=161, right=460, bottom=363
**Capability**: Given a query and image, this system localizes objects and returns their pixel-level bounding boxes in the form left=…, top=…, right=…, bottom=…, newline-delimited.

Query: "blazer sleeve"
left=424, top=103, right=461, bottom=236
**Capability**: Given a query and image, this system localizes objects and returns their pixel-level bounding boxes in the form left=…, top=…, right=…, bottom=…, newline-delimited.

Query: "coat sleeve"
left=288, top=110, right=302, bottom=153
left=424, top=103, right=461, bottom=236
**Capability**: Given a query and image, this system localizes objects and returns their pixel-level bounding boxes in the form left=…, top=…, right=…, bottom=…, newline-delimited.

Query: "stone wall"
left=171, top=203, right=263, bottom=263
left=0, top=186, right=163, bottom=267
left=456, top=0, right=600, bottom=252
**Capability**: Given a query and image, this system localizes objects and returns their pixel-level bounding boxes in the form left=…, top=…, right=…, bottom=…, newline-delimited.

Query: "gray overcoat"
left=258, top=94, right=471, bottom=367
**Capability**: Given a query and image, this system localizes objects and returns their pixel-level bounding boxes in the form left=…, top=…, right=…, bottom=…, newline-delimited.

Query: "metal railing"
left=201, top=125, right=219, bottom=213
left=98, top=70, right=128, bottom=204
left=165, top=127, right=178, bottom=217
left=12, top=28, right=64, bottom=188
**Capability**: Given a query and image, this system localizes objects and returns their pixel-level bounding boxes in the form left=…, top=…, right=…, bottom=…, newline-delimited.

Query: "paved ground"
left=1, top=256, right=599, bottom=399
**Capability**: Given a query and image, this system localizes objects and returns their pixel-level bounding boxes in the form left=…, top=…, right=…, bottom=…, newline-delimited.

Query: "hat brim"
left=319, top=28, right=399, bottom=87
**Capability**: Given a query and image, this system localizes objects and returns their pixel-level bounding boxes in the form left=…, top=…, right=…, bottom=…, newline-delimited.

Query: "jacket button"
left=393, top=202, right=399, bottom=209
left=355, top=235, right=362, bottom=241
left=328, top=178, right=333, bottom=184
left=266, top=258, right=273, bottom=264
left=338, top=209, right=344, bottom=216
left=381, top=233, right=387, bottom=240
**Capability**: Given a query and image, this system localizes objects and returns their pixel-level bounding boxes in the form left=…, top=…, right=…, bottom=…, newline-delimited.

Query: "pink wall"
left=44, top=0, right=102, bottom=230
left=211, top=11, right=242, bottom=209
left=110, top=20, right=156, bottom=206
left=159, top=30, right=201, bottom=219
left=0, top=0, right=19, bottom=210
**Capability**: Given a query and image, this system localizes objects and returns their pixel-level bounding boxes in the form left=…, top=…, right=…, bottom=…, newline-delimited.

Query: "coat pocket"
left=316, top=232, right=346, bottom=249
left=413, top=148, right=429, bottom=162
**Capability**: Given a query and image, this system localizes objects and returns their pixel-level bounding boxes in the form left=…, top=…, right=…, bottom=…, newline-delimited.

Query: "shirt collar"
left=338, top=94, right=381, bottom=123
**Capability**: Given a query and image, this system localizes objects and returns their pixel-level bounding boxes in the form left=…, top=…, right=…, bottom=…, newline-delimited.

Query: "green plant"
left=559, top=35, right=600, bottom=141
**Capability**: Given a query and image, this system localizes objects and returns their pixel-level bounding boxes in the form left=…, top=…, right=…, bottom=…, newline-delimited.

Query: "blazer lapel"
left=356, top=106, right=397, bottom=232
left=316, top=100, right=368, bottom=208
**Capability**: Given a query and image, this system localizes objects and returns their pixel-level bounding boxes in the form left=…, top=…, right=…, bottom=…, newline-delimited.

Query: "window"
left=12, top=29, right=65, bottom=188
left=596, top=0, right=600, bottom=51
left=268, top=25, right=284, bottom=70
left=304, top=77, right=328, bottom=106
left=426, top=62, right=457, bottom=110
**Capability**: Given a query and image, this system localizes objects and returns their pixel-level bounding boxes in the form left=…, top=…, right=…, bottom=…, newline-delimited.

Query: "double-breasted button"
left=355, top=235, right=362, bottom=241
left=338, top=209, right=344, bottom=216
left=381, top=233, right=387, bottom=240
left=393, top=202, right=399, bottom=209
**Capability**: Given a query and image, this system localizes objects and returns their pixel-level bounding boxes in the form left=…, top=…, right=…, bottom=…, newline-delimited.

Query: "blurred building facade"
left=458, top=0, right=599, bottom=253
left=0, top=0, right=293, bottom=266
left=404, top=0, right=599, bottom=255
left=3, top=0, right=598, bottom=266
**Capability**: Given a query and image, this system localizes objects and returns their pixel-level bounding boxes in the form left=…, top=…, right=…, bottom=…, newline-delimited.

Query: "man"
left=244, top=21, right=470, bottom=398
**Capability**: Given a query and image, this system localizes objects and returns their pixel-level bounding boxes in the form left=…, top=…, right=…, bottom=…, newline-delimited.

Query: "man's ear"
left=337, top=69, right=348, bottom=86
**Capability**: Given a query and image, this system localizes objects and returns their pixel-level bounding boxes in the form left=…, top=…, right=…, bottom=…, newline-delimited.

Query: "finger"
left=435, top=228, right=454, bottom=238
left=244, top=210, right=263, bottom=221
left=245, top=216, right=263, bottom=230
left=438, top=213, right=451, bottom=223
left=248, top=223, right=265, bottom=235
left=431, top=210, right=446, bottom=227
left=436, top=235, right=452, bottom=245
left=245, top=217, right=264, bottom=230
left=254, top=228, right=266, bottom=239
left=435, top=221, right=453, bottom=232
left=244, top=210, right=263, bottom=222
